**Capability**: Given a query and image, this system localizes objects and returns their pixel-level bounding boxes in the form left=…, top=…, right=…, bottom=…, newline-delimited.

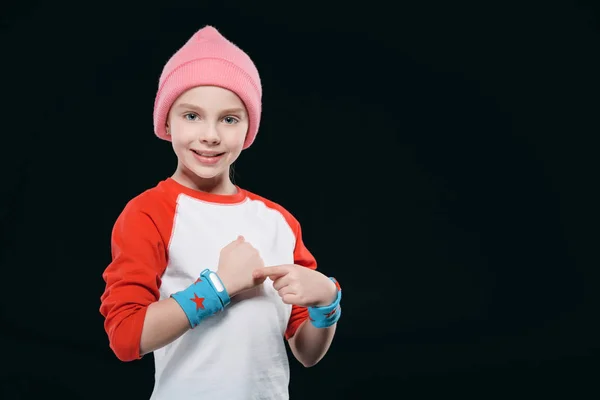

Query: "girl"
left=99, top=26, right=342, bottom=400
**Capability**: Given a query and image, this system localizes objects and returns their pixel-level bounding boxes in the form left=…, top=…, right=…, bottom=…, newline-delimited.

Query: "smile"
left=191, top=150, right=225, bottom=157
left=191, top=149, right=225, bottom=165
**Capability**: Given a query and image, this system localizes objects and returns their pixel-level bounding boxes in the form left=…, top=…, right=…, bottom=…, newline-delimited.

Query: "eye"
left=223, top=116, right=239, bottom=125
left=184, top=113, right=199, bottom=121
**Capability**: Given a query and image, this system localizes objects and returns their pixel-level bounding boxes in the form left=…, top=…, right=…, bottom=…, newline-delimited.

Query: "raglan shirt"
left=99, top=178, right=316, bottom=400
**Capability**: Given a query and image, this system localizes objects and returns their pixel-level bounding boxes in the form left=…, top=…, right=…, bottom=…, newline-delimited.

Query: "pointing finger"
left=252, top=265, right=291, bottom=280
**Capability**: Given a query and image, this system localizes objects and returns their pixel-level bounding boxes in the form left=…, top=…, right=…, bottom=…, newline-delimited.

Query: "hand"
left=217, top=236, right=266, bottom=297
left=252, top=264, right=337, bottom=307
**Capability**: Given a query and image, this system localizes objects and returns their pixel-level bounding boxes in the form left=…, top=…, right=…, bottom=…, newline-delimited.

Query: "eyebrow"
left=176, top=103, right=247, bottom=116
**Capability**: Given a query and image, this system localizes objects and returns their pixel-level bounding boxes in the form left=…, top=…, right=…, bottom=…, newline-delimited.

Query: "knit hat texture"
left=153, top=26, right=262, bottom=149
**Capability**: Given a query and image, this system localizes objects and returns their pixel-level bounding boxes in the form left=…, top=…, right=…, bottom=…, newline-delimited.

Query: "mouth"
left=190, top=149, right=226, bottom=165
left=190, top=149, right=225, bottom=157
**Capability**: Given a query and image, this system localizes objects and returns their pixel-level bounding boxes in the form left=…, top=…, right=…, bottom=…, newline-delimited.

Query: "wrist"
left=171, top=272, right=227, bottom=329
left=202, top=269, right=231, bottom=307
left=215, top=271, right=239, bottom=298
left=314, top=278, right=338, bottom=307
left=308, top=277, right=342, bottom=329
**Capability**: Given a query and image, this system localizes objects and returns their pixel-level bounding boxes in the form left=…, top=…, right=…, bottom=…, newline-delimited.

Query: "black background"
left=1, top=1, right=599, bottom=398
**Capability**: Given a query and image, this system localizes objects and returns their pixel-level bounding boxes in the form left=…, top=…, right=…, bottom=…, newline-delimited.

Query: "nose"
left=199, top=123, right=220, bottom=145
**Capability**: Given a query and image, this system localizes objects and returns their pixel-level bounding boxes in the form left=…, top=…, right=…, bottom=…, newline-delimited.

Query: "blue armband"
left=171, top=269, right=230, bottom=329
left=308, top=277, right=342, bottom=328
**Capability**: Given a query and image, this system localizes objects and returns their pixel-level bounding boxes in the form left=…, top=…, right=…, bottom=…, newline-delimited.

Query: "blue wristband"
left=171, top=271, right=229, bottom=329
left=200, top=268, right=231, bottom=307
left=308, top=277, right=342, bottom=328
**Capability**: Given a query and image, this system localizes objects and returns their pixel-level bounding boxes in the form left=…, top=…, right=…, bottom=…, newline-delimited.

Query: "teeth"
left=194, top=151, right=220, bottom=157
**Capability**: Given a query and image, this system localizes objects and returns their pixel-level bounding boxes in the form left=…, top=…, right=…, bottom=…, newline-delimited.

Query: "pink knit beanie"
left=153, top=26, right=262, bottom=149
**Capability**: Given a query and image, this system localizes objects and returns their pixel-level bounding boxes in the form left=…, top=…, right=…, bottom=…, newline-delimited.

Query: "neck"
left=172, top=164, right=237, bottom=195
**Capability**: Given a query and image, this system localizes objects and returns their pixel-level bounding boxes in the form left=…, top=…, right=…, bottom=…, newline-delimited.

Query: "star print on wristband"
left=325, top=306, right=339, bottom=318
left=191, top=293, right=205, bottom=310
left=194, top=277, right=202, bottom=284
left=309, top=307, right=338, bottom=322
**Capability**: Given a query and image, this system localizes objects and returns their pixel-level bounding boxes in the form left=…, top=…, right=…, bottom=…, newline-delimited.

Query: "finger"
left=253, top=265, right=291, bottom=280
left=278, top=285, right=296, bottom=298
left=272, top=275, right=292, bottom=291
left=281, top=293, right=301, bottom=305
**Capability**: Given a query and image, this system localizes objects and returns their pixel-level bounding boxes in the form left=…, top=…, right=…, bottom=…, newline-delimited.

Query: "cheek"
left=223, top=125, right=248, bottom=151
left=169, top=121, right=192, bottom=145
left=224, top=137, right=245, bottom=153
left=170, top=134, right=191, bottom=159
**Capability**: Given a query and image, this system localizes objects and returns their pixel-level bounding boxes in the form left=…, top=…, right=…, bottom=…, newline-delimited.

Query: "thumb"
left=224, top=235, right=244, bottom=250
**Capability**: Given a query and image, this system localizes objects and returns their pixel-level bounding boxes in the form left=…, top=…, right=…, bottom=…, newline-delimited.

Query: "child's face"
left=167, top=86, right=249, bottom=182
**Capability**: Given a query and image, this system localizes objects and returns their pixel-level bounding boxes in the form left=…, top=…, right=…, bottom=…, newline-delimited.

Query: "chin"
left=177, top=152, right=233, bottom=182
left=187, top=156, right=229, bottom=177
left=188, top=166, right=225, bottom=180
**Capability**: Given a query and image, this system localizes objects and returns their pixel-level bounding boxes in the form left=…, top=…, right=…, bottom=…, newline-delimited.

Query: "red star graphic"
left=190, top=293, right=205, bottom=310
left=325, top=306, right=338, bottom=318
left=194, top=277, right=202, bottom=284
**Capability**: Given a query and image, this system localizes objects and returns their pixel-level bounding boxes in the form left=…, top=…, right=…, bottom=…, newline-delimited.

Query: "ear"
left=165, top=123, right=170, bottom=135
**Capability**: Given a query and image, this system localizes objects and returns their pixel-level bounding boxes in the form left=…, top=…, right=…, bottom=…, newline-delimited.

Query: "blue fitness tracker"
left=201, top=268, right=231, bottom=307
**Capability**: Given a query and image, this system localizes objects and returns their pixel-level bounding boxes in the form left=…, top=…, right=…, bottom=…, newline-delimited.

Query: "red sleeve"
left=99, top=197, right=171, bottom=362
left=284, top=221, right=317, bottom=340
